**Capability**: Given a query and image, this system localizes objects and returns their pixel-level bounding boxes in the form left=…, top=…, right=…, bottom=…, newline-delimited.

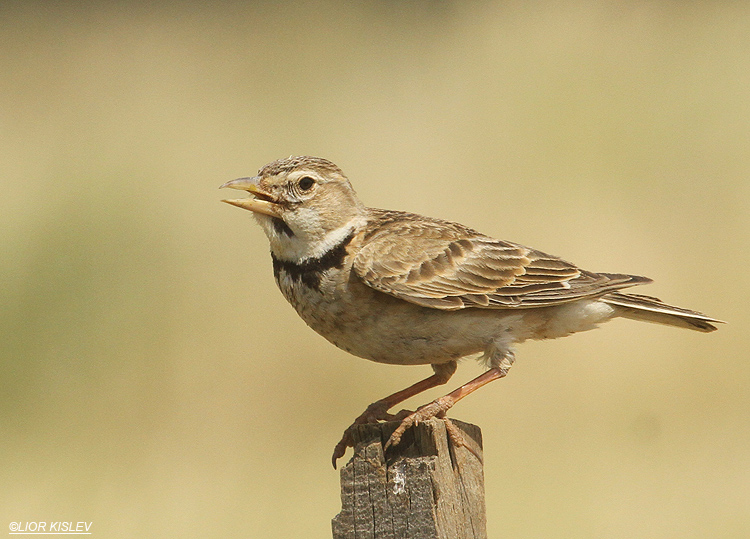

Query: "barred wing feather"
left=353, top=210, right=650, bottom=310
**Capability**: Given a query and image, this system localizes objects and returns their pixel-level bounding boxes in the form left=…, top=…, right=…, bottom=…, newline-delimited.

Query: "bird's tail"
left=602, top=292, right=724, bottom=333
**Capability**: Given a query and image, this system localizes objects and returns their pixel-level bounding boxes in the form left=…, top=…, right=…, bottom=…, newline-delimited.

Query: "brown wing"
left=353, top=209, right=650, bottom=310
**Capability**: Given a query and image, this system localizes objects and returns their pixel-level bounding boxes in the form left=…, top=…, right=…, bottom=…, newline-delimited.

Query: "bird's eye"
left=298, top=176, right=315, bottom=191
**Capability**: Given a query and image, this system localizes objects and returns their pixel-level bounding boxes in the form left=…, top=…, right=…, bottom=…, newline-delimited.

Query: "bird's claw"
left=331, top=399, right=415, bottom=469
left=331, top=434, right=352, bottom=469
left=383, top=396, right=456, bottom=452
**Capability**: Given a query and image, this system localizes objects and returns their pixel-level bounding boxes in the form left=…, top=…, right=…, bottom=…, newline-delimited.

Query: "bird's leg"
left=332, top=361, right=457, bottom=468
left=384, top=353, right=515, bottom=454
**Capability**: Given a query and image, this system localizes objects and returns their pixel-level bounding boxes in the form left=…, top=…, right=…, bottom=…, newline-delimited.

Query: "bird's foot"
left=440, top=414, right=483, bottom=462
left=383, top=397, right=481, bottom=461
left=331, top=399, right=414, bottom=468
left=383, top=395, right=456, bottom=451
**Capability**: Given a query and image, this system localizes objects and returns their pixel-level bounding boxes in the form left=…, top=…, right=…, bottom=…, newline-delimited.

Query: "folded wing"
left=354, top=210, right=650, bottom=310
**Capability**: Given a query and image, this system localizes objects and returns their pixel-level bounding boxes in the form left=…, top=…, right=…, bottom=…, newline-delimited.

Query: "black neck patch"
left=272, top=217, right=294, bottom=237
left=272, top=231, right=354, bottom=292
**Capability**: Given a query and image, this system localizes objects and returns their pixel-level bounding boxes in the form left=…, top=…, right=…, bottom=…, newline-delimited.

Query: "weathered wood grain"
left=332, top=418, right=486, bottom=539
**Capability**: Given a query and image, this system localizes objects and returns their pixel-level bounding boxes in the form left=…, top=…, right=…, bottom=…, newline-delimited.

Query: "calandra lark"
left=221, top=156, right=722, bottom=467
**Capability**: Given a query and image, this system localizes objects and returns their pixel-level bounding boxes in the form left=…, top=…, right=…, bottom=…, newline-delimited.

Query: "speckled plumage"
left=221, top=156, right=722, bottom=466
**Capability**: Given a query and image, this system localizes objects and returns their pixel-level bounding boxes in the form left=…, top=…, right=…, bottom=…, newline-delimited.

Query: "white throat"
left=262, top=214, right=365, bottom=262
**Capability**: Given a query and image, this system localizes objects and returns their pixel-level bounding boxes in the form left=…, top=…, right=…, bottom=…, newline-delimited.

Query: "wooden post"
left=331, top=418, right=486, bottom=539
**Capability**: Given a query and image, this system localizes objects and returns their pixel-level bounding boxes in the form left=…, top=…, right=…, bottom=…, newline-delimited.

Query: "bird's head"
left=221, top=156, right=365, bottom=260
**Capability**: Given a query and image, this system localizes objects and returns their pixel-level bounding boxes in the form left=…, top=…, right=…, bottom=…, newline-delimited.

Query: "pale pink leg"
left=332, top=361, right=456, bottom=468
left=384, top=366, right=508, bottom=453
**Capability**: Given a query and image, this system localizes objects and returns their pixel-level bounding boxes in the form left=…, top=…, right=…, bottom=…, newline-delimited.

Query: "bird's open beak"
left=220, top=176, right=281, bottom=218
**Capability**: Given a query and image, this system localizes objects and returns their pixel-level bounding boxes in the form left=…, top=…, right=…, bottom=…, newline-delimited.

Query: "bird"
left=220, top=155, right=723, bottom=468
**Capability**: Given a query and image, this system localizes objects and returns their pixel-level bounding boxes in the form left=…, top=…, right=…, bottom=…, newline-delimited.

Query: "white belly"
left=275, top=268, right=616, bottom=366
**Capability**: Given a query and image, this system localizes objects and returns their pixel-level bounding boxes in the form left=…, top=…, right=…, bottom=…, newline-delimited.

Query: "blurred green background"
left=2, top=2, right=748, bottom=537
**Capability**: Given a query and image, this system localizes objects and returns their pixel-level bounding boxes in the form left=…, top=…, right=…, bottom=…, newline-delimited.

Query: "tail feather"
left=602, top=292, right=724, bottom=333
